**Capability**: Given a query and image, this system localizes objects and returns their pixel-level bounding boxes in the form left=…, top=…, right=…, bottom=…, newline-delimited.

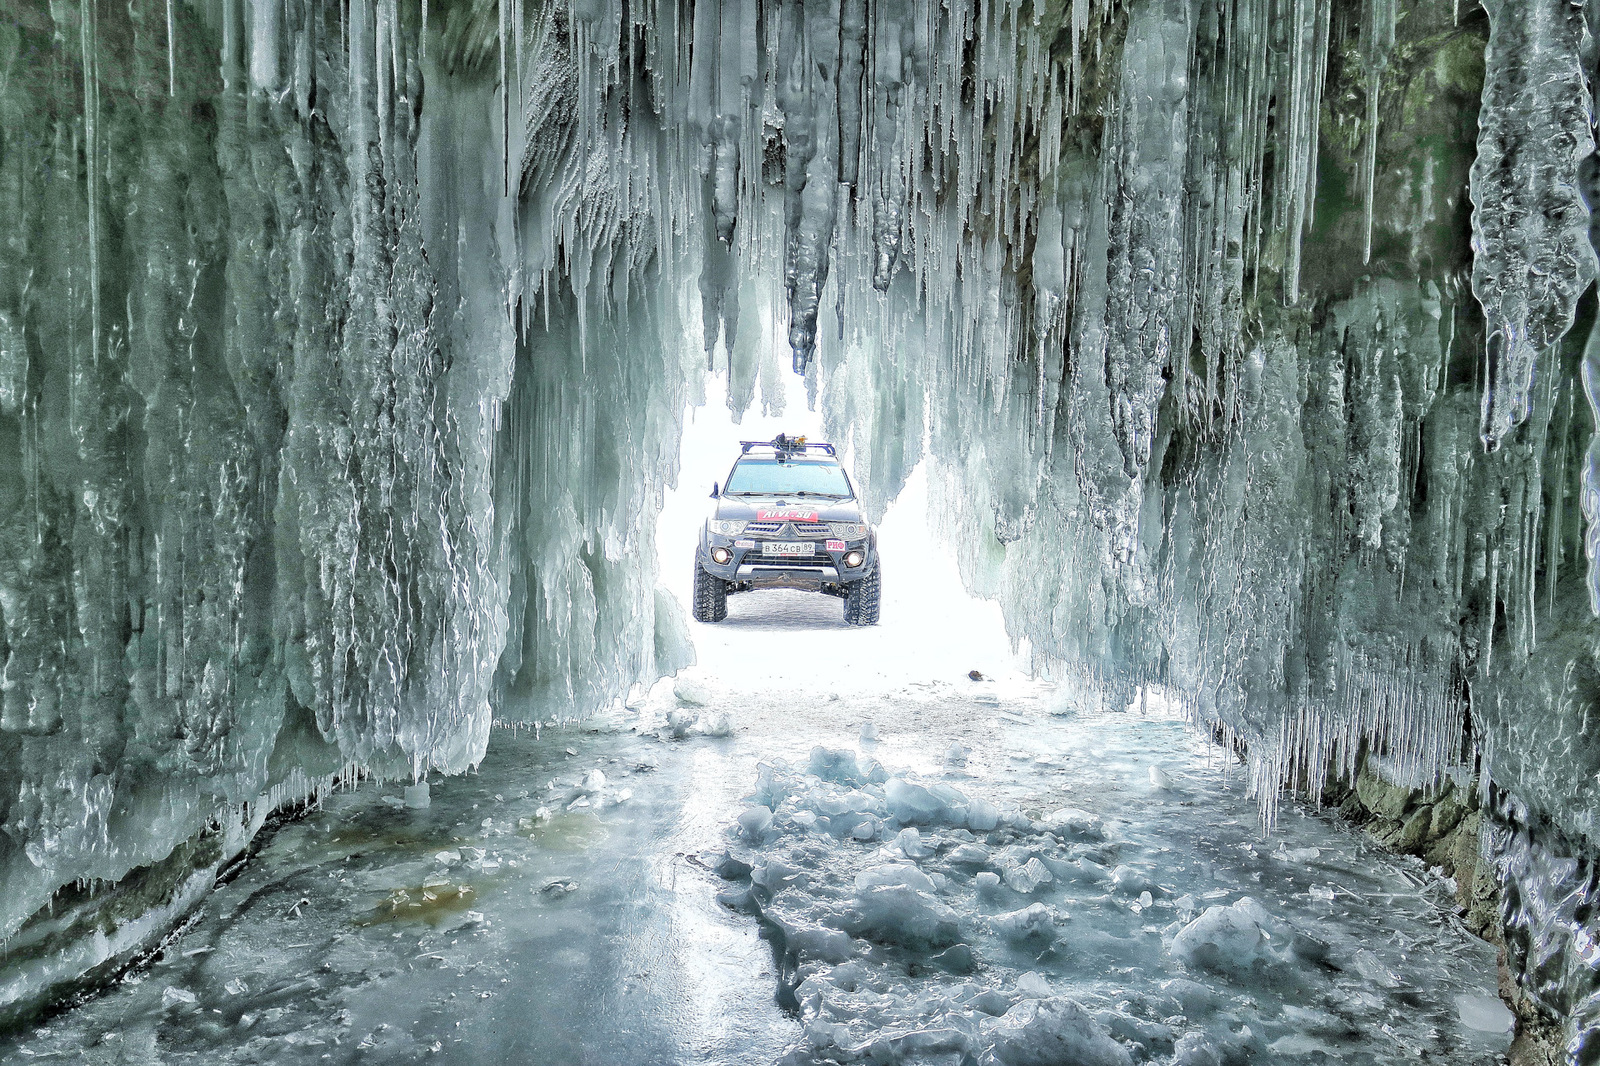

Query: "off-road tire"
left=843, top=561, right=881, bottom=626
left=692, top=551, right=728, bottom=622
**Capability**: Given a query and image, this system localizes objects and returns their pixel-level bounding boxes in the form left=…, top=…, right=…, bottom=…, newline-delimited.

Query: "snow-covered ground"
left=0, top=392, right=1512, bottom=1065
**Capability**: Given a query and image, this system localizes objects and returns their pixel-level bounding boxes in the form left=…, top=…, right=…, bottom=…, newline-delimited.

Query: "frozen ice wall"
left=669, top=0, right=1600, bottom=1054
left=0, top=0, right=696, bottom=1019
left=0, top=0, right=503, bottom=1011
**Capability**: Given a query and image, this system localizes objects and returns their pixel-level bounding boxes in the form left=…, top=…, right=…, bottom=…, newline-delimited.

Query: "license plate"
left=762, top=541, right=814, bottom=556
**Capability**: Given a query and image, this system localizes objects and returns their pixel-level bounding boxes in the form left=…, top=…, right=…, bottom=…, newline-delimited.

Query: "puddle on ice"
left=0, top=384, right=1511, bottom=1064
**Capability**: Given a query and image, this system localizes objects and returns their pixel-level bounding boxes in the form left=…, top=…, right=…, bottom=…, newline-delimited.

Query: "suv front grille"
left=742, top=521, right=831, bottom=539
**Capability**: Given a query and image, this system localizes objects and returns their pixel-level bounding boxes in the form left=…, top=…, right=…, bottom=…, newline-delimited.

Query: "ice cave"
left=1, top=0, right=1599, bottom=1061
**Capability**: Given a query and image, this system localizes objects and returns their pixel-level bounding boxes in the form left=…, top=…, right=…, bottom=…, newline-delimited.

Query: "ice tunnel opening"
left=3, top=0, right=1600, bottom=1059
left=656, top=368, right=1029, bottom=701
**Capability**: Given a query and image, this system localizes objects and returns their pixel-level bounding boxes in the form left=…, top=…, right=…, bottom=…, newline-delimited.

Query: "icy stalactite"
left=1583, top=328, right=1600, bottom=617
left=1357, top=0, right=1396, bottom=266
left=1471, top=0, right=1596, bottom=451
left=1075, top=0, right=1190, bottom=572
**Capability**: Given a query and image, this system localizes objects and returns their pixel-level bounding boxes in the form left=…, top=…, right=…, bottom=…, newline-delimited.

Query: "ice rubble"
left=717, top=744, right=1508, bottom=1065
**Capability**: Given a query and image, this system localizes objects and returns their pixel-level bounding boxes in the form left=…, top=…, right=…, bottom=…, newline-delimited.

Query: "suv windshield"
left=724, top=459, right=852, bottom=497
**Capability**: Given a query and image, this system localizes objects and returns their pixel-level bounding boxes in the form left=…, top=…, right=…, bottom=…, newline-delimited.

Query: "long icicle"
left=80, top=0, right=100, bottom=368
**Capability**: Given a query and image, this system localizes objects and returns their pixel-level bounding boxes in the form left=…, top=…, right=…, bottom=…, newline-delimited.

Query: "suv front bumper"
left=699, top=532, right=875, bottom=590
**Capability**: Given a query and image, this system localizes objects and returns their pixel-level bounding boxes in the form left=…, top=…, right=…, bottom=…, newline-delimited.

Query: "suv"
left=692, top=435, right=881, bottom=625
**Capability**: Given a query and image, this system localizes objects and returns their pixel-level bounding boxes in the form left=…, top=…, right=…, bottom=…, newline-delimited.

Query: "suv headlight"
left=829, top=522, right=869, bottom=539
left=709, top=520, right=746, bottom=535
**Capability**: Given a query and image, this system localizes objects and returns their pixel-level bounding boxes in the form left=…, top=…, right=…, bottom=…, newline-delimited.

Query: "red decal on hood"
left=756, top=507, right=821, bottom=522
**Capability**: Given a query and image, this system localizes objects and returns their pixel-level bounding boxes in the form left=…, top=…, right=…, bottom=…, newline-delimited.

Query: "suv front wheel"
left=692, top=550, right=729, bottom=623
left=843, top=562, right=880, bottom=626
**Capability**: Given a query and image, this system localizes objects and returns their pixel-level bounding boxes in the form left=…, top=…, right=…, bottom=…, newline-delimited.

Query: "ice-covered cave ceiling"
left=3, top=0, right=1600, bottom=1054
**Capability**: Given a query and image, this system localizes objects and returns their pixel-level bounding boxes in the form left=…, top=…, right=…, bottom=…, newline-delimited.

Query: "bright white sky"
left=656, top=371, right=1032, bottom=696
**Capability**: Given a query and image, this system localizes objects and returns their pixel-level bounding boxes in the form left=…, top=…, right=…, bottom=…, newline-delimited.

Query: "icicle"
left=1580, top=328, right=1600, bottom=616
left=166, top=0, right=177, bottom=96
left=1471, top=0, right=1596, bottom=450
left=80, top=0, right=100, bottom=369
left=1357, top=0, right=1394, bottom=266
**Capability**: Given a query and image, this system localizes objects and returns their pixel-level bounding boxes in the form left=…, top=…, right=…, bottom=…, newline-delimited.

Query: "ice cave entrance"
left=658, top=369, right=1030, bottom=707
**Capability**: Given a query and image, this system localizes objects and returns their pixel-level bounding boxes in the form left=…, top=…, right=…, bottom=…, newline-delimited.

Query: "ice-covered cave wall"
left=701, top=0, right=1600, bottom=1054
left=0, top=0, right=701, bottom=1018
left=9, top=0, right=1600, bottom=1051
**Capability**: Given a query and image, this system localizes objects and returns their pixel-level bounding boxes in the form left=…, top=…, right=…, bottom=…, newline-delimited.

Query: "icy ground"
left=0, top=397, right=1512, bottom=1065
left=0, top=656, right=1513, bottom=1064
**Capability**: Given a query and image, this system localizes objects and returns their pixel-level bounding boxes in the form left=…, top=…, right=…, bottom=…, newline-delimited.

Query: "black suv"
left=693, top=435, right=881, bottom=626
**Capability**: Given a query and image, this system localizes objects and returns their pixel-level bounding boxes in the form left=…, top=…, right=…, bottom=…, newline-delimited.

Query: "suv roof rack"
left=738, top=434, right=837, bottom=458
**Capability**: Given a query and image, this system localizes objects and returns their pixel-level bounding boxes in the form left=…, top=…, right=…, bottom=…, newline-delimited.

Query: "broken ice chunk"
left=1015, top=970, right=1055, bottom=998
left=1043, top=808, right=1105, bottom=840
left=673, top=676, right=712, bottom=706
left=1148, top=766, right=1173, bottom=789
left=1173, top=1032, right=1223, bottom=1066
left=948, top=843, right=991, bottom=866
left=1456, top=994, right=1514, bottom=1033
left=403, top=781, right=431, bottom=809
left=666, top=709, right=698, bottom=738
left=984, top=997, right=1132, bottom=1066
left=808, top=747, right=866, bottom=786
left=1170, top=897, right=1284, bottom=975
left=737, top=806, right=774, bottom=841
left=944, top=742, right=968, bottom=767
left=162, top=986, right=198, bottom=1008
left=885, top=778, right=943, bottom=824
left=991, top=903, right=1059, bottom=944
left=700, top=711, right=734, bottom=737
left=714, top=850, right=753, bottom=880
left=932, top=942, right=976, bottom=974
left=1109, top=864, right=1155, bottom=897
left=224, top=978, right=248, bottom=996
left=851, top=864, right=961, bottom=949
left=975, top=871, right=1002, bottom=895
left=859, top=722, right=879, bottom=742
left=1004, top=858, right=1053, bottom=894
left=579, top=769, right=608, bottom=793
left=541, top=877, right=578, bottom=897
left=1351, top=948, right=1401, bottom=988
left=966, top=797, right=1000, bottom=832
left=896, top=827, right=932, bottom=859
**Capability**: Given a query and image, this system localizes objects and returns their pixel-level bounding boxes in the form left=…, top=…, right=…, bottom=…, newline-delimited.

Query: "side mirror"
left=710, top=482, right=720, bottom=498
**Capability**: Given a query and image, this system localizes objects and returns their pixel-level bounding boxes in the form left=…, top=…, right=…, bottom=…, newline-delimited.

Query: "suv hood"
left=714, top=495, right=865, bottom=524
